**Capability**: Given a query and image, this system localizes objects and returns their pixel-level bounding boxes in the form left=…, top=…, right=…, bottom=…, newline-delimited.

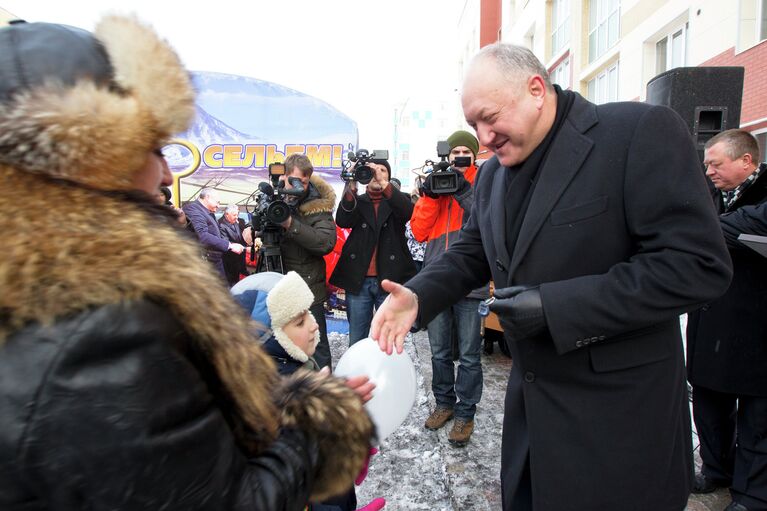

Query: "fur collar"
left=298, top=174, right=336, bottom=216
left=0, top=165, right=280, bottom=454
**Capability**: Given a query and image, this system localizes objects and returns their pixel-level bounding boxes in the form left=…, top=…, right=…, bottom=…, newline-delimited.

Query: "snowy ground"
left=326, top=320, right=731, bottom=510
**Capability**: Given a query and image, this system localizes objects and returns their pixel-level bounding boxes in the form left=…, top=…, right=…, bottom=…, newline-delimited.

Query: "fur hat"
left=0, top=16, right=195, bottom=191
left=231, top=271, right=319, bottom=363
left=447, top=130, right=479, bottom=157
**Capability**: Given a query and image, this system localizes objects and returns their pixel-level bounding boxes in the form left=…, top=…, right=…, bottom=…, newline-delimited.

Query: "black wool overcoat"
left=687, top=168, right=767, bottom=396
left=406, top=93, right=732, bottom=511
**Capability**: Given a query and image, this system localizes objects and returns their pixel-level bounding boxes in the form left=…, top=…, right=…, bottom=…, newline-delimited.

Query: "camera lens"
left=266, top=201, right=290, bottom=224
left=355, top=165, right=373, bottom=185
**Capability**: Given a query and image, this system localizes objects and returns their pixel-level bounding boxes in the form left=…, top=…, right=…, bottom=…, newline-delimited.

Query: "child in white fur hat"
left=231, top=271, right=386, bottom=511
left=232, top=271, right=321, bottom=375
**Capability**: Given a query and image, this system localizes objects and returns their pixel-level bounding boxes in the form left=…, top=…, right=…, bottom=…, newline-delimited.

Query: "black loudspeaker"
left=646, top=66, right=745, bottom=162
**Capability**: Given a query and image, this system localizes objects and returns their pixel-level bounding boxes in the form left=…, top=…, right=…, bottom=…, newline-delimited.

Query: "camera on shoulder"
left=249, top=162, right=304, bottom=231
left=422, top=141, right=470, bottom=195
left=341, top=149, right=389, bottom=184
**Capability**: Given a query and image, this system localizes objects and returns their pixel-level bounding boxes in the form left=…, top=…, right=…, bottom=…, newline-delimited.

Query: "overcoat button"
left=524, top=372, right=535, bottom=383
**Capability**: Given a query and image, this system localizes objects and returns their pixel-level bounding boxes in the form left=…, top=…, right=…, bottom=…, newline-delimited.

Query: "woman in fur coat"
left=0, top=16, right=373, bottom=511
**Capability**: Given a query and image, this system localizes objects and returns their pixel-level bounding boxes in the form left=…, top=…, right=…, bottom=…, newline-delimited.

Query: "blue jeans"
left=346, top=277, right=388, bottom=345
left=427, top=297, right=483, bottom=420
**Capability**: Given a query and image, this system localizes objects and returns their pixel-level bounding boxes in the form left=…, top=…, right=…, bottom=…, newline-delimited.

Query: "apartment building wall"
left=478, top=0, right=767, bottom=153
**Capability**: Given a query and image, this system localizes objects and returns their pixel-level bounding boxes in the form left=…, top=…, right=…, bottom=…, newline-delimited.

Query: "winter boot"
left=424, top=407, right=454, bottom=430
left=448, top=418, right=474, bottom=447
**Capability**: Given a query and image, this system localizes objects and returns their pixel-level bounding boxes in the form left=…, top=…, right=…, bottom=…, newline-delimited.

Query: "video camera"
left=249, top=162, right=305, bottom=231
left=422, top=141, right=472, bottom=195
left=341, top=149, right=389, bottom=184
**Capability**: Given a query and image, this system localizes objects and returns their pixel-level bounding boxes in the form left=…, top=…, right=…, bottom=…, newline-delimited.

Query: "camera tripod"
left=254, top=226, right=285, bottom=274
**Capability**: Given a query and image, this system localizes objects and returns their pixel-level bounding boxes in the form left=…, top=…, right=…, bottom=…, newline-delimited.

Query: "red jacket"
left=410, top=164, right=478, bottom=250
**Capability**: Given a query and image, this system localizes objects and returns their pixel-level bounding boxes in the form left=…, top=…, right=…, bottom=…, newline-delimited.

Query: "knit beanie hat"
left=447, top=130, right=479, bottom=158
left=231, top=271, right=319, bottom=362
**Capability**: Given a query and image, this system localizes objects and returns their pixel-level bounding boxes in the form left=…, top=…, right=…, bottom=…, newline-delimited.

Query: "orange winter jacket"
left=410, top=164, right=478, bottom=253
left=410, top=164, right=488, bottom=300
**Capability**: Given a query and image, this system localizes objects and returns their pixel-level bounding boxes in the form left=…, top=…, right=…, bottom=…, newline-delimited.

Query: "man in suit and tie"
left=183, top=188, right=244, bottom=277
left=371, top=43, right=732, bottom=511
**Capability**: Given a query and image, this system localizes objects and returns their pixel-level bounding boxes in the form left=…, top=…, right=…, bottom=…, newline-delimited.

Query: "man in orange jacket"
left=411, top=130, right=488, bottom=447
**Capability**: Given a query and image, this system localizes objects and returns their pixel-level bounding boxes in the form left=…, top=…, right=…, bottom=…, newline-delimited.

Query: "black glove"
left=454, top=171, right=471, bottom=195
left=419, top=174, right=439, bottom=199
left=485, top=285, right=548, bottom=341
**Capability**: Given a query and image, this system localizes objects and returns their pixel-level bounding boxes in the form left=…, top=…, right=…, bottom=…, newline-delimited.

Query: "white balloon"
left=335, top=338, right=417, bottom=442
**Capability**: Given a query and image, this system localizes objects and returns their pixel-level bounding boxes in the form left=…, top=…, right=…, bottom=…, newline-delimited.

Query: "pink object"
left=354, top=447, right=379, bottom=486
left=356, top=497, right=386, bottom=511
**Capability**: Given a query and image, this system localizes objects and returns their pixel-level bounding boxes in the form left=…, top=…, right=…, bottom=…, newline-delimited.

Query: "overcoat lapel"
left=490, top=165, right=511, bottom=275
left=506, top=101, right=597, bottom=283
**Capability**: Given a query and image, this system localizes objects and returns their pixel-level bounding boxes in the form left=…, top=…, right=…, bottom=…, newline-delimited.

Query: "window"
left=755, top=131, right=767, bottom=165
left=587, top=62, right=619, bottom=105
left=761, top=0, right=767, bottom=40
left=551, top=57, right=571, bottom=89
left=551, top=0, right=570, bottom=55
left=589, top=0, right=620, bottom=63
left=655, top=23, right=688, bottom=74
left=738, top=0, right=767, bottom=49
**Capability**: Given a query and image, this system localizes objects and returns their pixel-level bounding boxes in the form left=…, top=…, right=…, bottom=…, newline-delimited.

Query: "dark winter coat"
left=720, top=199, right=767, bottom=248
left=219, top=216, right=247, bottom=285
left=183, top=199, right=229, bottom=263
left=280, top=175, right=337, bottom=305
left=687, top=166, right=767, bottom=396
left=330, top=185, right=416, bottom=294
left=0, top=300, right=321, bottom=510
left=405, top=93, right=732, bottom=511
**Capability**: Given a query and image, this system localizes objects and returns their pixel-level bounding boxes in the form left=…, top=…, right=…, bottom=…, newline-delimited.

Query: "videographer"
left=411, top=130, right=488, bottom=447
left=330, top=154, right=416, bottom=346
left=274, top=153, right=337, bottom=370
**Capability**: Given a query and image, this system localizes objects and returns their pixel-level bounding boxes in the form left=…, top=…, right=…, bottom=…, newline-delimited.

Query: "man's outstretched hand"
left=370, top=280, right=419, bottom=355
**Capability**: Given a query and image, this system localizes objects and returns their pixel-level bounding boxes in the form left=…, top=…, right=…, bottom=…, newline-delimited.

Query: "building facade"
left=460, top=0, right=767, bottom=158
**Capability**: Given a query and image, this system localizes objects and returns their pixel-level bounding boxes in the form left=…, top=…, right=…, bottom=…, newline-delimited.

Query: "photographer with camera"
left=270, top=153, right=337, bottom=370
left=330, top=151, right=416, bottom=346
left=411, top=130, right=487, bottom=447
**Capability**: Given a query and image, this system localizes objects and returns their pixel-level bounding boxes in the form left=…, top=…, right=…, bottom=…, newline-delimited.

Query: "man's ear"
left=528, top=75, right=547, bottom=100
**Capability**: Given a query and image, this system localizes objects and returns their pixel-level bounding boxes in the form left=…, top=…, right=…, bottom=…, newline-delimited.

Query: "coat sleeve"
left=720, top=201, right=767, bottom=249
left=405, top=180, right=493, bottom=325
left=540, top=106, right=733, bottom=354
left=409, top=196, right=443, bottom=243
left=283, top=211, right=337, bottom=256
left=19, top=304, right=317, bottom=511
left=335, top=191, right=362, bottom=229
left=385, top=187, right=415, bottom=224
left=184, top=203, right=229, bottom=252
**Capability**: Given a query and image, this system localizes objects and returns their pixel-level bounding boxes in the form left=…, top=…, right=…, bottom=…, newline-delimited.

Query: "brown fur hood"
left=299, top=174, right=336, bottom=216
left=0, top=15, right=372, bottom=501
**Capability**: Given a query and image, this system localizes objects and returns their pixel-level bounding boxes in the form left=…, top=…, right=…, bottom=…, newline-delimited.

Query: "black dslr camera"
left=422, top=141, right=472, bottom=195
left=249, top=162, right=304, bottom=231
left=341, top=149, right=389, bottom=184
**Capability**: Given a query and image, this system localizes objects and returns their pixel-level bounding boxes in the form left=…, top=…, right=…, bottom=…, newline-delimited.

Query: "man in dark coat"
left=330, top=156, right=415, bottom=345
left=371, top=43, right=732, bottom=511
left=183, top=188, right=244, bottom=276
left=218, top=204, right=249, bottom=286
left=687, top=129, right=767, bottom=511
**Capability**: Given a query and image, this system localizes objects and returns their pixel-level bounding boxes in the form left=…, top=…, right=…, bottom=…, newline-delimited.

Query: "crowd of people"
left=1, top=13, right=766, bottom=511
